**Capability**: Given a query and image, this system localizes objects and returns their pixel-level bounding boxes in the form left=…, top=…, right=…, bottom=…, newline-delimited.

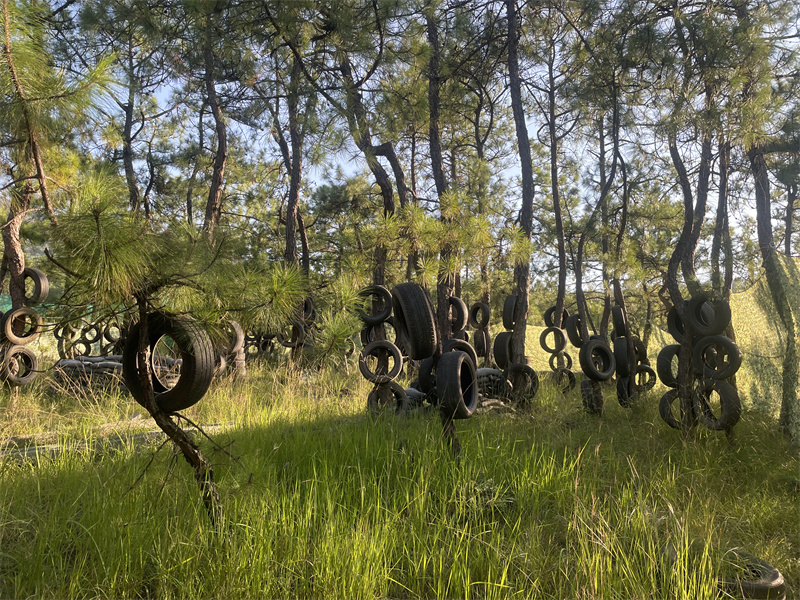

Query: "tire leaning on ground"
left=476, top=367, right=512, bottom=399
left=693, top=379, right=742, bottom=431
left=2, top=307, right=43, bottom=345
left=122, top=312, right=216, bottom=413
left=552, top=367, right=576, bottom=393
left=391, top=282, right=437, bottom=360
left=578, top=338, right=616, bottom=381
left=358, top=340, right=403, bottom=384
left=1, top=344, right=39, bottom=386
left=437, top=350, right=478, bottom=420
left=504, top=362, right=539, bottom=402
left=692, top=335, right=742, bottom=380
left=22, top=266, right=49, bottom=306
left=357, top=285, right=393, bottom=326
left=656, top=344, right=682, bottom=388
left=492, top=331, right=513, bottom=370
left=468, top=302, right=491, bottom=329
left=367, top=381, right=409, bottom=417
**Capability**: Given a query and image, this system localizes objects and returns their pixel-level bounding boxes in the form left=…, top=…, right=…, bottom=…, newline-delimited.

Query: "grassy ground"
left=1, top=354, right=798, bottom=599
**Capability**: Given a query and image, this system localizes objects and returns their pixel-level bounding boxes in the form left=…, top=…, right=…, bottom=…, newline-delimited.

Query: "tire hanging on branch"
left=391, top=283, right=437, bottom=360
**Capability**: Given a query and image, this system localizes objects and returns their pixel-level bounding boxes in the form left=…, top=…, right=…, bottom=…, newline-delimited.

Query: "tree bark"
left=202, top=21, right=228, bottom=239
left=0, top=180, right=33, bottom=308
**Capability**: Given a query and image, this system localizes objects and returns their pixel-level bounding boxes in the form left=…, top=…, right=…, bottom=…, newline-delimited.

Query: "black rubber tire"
left=552, top=367, right=576, bottom=393
left=58, top=337, right=91, bottom=359
left=656, top=344, right=682, bottom=388
left=635, top=364, right=657, bottom=391
left=468, top=302, right=490, bottom=329
left=367, top=381, right=409, bottom=417
left=2, top=307, right=43, bottom=345
left=548, top=351, right=573, bottom=371
left=22, top=267, right=49, bottom=306
left=477, top=367, right=512, bottom=399
left=658, top=389, right=682, bottom=430
left=540, top=326, right=567, bottom=354
left=226, top=320, right=245, bottom=354
left=502, top=295, right=517, bottom=330
left=693, top=379, right=742, bottom=431
left=504, top=362, right=539, bottom=402
left=492, top=331, right=512, bottom=369
left=357, top=285, right=393, bottom=326
left=437, top=350, right=478, bottom=420
left=418, top=356, right=436, bottom=394
left=360, top=316, right=396, bottom=346
left=578, top=338, right=616, bottom=381
left=277, top=321, right=306, bottom=348
left=391, top=283, right=437, bottom=360
left=448, top=296, right=469, bottom=334
left=543, top=305, right=570, bottom=328
left=611, top=305, right=627, bottom=338
left=443, top=338, right=478, bottom=370
left=614, top=336, right=630, bottom=377
left=302, top=297, right=316, bottom=324
left=122, top=313, right=215, bottom=413
left=716, top=549, right=787, bottom=599
left=358, top=340, right=403, bottom=384
left=473, top=328, right=490, bottom=358
left=631, top=336, right=648, bottom=363
left=692, top=335, right=741, bottom=380
left=580, top=379, right=604, bottom=416
left=687, top=294, right=731, bottom=337
left=564, top=314, right=584, bottom=348
left=616, top=376, right=634, bottom=407
left=81, top=323, right=102, bottom=344
left=1, top=344, right=39, bottom=385
left=405, top=386, right=426, bottom=408
left=666, top=304, right=686, bottom=343
left=103, top=321, right=124, bottom=344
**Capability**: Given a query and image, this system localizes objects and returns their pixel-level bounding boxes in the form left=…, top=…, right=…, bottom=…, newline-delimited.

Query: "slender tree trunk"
left=283, top=56, right=303, bottom=265
left=202, top=22, right=228, bottom=239
left=506, top=0, right=536, bottom=364
left=1, top=180, right=33, bottom=308
left=298, top=210, right=310, bottom=275
left=785, top=184, right=796, bottom=257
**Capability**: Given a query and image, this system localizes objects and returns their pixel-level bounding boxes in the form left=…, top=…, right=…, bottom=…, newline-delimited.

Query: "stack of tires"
left=0, top=267, right=49, bottom=387
left=54, top=315, right=127, bottom=359
left=489, top=294, right=540, bottom=403
left=657, top=294, right=741, bottom=432
left=610, top=306, right=657, bottom=407
left=468, top=301, right=491, bottom=366
left=570, top=313, right=614, bottom=415
left=539, top=304, right=575, bottom=393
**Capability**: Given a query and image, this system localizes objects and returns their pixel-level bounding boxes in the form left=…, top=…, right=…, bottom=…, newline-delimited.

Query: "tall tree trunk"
left=284, top=56, right=303, bottom=265
left=0, top=180, right=33, bottom=308
left=785, top=183, right=796, bottom=257
left=202, top=22, right=228, bottom=239
left=506, top=0, right=536, bottom=364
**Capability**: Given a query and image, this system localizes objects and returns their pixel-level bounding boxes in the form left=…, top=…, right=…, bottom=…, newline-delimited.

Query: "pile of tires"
left=539, top=304, right=575, bottom=394
left=0, top=267, right=49, bottom=387
left=53, top=315, right=127, bottom=359
left=54, top=354, right=124, bottom=381
left=657, top=294, right=741, bottom=433
left=489, top=294, right=540, bottom=403
left=610, top=305, right=657, bottom=407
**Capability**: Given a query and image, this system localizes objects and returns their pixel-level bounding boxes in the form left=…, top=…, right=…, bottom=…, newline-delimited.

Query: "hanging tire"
left=504, top=362, right=539, bottom=401
left=443, top=338, right=478, bottom=370
left=22, top=267, right=49, bottom=306
left=226, top=320, right=245, bottom=354
left=658, top=389, right=682, bottom=430
left=391, top=282, right=437, bottom=360
left=692, top=335, right=741, bottom=380
left=579, top=338, right=616, bottom=381
left=616, top=376, right=634, bottom=407
left=81, top=323, right=102, bottom=344
left=492, top=331, right=512, bottom=369
left=693, top=379, right=741, bottom=431
left=367, top=381, right=409, bottom=417
left=564, top=314, right=584, bottom=348
left=360, top=316, right=397, bottom=346
left=611, top=305, right=627, bottom=337
left=502, top=295, right=517, bottom=330
left=357, top=285, right=393, bottom=326
left=122, top=313, right=216, bottom=413
left=358, top=339, right=403, bottom=384
left=277, top=321, right=306, bottom=348
left=548, top=351, right=573, bottom=371
left=543, top=305, right=569, bottom=328
left=2, top=307, right=43, bottom=345
left=418, top=356, right=436, bottom=394
left=580, top=379, right=604, bottom=416
left=437, top=350, right=478, bottom=420
left=473, top=328, right=490, bottom=358
left=468, top=302, right=490, bottom=329
left=631, top=336, right=648, bottom=363
left=1, top=344, right=39, bottom=386
left=448, top=296, right=468, bottom=334
left=614, top=336, right=630, bottom=377
left=634, top=364, right=657, bottom=391
left=552, top=367, right=576, bottom=393
left=666, top=304, right=687, bottom=343
left=686, top=294, right=731, bottom=336
left=103, top=320, right=124, bottom=343
left=540, top=326, right=567, bottom=354
left=302, top=297, right=317, bottom=324
left=656, top=344, right=681, bottom=388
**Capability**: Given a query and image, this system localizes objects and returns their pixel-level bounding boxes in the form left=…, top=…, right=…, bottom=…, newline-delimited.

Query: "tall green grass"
left=1, top=356, right=797, bottom=599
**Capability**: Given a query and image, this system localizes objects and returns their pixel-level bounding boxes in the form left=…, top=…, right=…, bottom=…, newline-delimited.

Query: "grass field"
left=1, top=275, right=798, bottom=599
